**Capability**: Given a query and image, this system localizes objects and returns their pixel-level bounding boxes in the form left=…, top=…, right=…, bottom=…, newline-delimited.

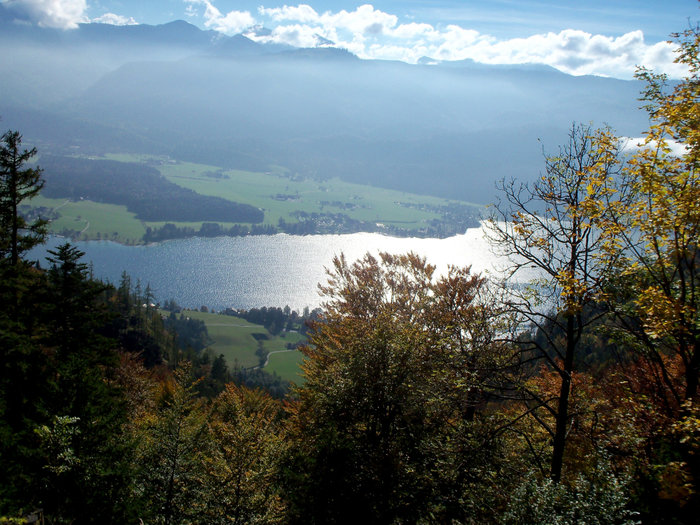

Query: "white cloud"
left=319, top=4, right=397, bottom=36
left=184, top=0, right=255, bottom=35
left=253, top=4, right=400, bottom=45
left=255, top=23, right=322, bottom=48
left=92, top=13, right=137, bottom=26
left=456, top=29, right=685, bottom=79
left=183, top=2, right=686, bottom=79
left=621, top=137, right=690, bottom=157
left=5, top=0, right=684, bottom=78
left=389, top=22, right=437, bottom=41
left=259, top=4, right=319, bottom=24
left=3, top=0, right=88, bottom=29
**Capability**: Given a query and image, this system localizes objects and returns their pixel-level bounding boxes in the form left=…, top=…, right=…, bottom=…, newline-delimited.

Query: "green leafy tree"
left=501, top=460, right=638, bottom=525
left=134, top=363, right=210, bottom=525
left=283, top=252, right=512, bottom=524
left=202, top=384, right=286, bottom=524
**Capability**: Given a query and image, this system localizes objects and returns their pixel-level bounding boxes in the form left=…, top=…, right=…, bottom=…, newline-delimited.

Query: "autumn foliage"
left=2, top=22, right=700, bottom=525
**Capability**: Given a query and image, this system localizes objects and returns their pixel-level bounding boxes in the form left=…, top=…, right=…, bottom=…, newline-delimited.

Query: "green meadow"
left=266, top=350, right=306, bottom=383
left=31, top=195, right=147, bottom=244
left=182, top=310, right=306, bottom=383
left=33, top=153, right=481, bottom=242
left=106, top=154, right=479, bottom=229
left=153, top=158, right=445, bottom=228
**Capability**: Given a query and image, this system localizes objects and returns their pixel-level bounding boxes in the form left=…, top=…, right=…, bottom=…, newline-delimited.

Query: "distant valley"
left=1, top=6, right=649, bottom=236
left=32, top=153, right=479, bottom=243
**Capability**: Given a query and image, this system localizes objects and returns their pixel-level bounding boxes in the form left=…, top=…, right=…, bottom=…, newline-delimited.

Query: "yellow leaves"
left=555, top=267, right=594, bottom=313
left=511, top=211, right=535, bottom=239
left=635, top=282, right=699, bottom=347
left=636, top=286, right=684, bottom=340
left=585, top=181, right=597, bottom=196
left=612, top=34, right=700, bottom=368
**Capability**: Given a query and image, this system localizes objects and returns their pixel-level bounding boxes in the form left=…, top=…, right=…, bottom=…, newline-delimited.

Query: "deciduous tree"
left=284, top=252, right=513, bottom=523
left=202, top=384, right=286, bottom=524
left=134, top=363, right=210, bottom=525
left=607, top=26, right=700, bottom=405
left=487, top=123, right=625, bottom=482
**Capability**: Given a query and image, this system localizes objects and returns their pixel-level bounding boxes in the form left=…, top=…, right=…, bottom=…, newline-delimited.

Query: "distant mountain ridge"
left=0, top=7, right=648, bottom=203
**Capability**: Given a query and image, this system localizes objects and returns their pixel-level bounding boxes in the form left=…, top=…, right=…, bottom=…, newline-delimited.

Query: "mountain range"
left=0, top=7, right=649, bottom=203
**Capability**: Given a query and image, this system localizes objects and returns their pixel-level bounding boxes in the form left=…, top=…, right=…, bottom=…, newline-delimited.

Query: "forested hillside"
left=41, top=156, right=264, bottom=223
left=1, top=24, right=699, bottom=525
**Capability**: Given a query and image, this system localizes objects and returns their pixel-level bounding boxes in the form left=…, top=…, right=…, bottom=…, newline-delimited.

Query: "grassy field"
left=182, top=310, right=306, bottom=382
left=155, top=160, right=444, bottom=228
left=33, top=153, right=481, bottom=242
left=266, top=350, right=306, bottom=383
left=102, top=153, right=479, bottom=229
left=31, top=195, right=147, bottom=244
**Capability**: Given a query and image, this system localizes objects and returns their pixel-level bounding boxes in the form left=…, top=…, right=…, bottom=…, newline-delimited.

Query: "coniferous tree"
left=36, top=243, right=137, bottom=523
left=0, top=130, right=46, bottom=267
left=0, top=129, right=50, bottom=516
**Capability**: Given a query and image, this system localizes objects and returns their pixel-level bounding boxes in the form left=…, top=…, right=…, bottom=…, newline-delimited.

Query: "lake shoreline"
left=31, top=226, right=502, bottom=312
left=56, top=226, right=478, bottom=248
left=61, top=216, right=483, bottom=246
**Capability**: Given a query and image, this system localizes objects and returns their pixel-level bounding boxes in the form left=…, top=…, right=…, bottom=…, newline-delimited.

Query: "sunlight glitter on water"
left=33, top=225, right=519, bottom=311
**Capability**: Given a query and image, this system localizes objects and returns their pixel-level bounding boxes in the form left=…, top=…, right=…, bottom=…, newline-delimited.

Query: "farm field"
left=266, top=350, right=306, bottom=383
left=31, top=195, right=147, bottom=244
left=105, top=154, right=481, bottom=231
left=153, top=159, right=445, bottom=227
left=32, top=153, right=481, bottom=242
left=182, top=309, right=306, bottom=383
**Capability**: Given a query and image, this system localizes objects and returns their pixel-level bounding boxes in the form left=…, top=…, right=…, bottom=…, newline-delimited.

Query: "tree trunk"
left=686, top=341, right=699, bottom=401
left=551, top=313, right=575, bottom=483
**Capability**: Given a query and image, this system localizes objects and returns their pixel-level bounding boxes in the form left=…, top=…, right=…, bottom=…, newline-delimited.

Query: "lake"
left=33, top=225, right=512, bottom=311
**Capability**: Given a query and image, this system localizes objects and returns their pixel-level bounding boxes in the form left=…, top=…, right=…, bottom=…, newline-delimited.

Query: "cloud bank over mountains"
left=0, top=0, right=661, bottom=203
left=3, top=0, right=87, bottom=28
left=1, top=0, right=689, bottom=79
left=2, top=0, right=134, bottom=27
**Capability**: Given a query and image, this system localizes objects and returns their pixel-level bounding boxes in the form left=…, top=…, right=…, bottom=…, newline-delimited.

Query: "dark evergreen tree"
left=0, top=130, right=46, bottom=267
left=0, top=129, right=51, bottom=516
left=211, top=353, right=229, bottom=383
left=36, top=243, right=138, bottom=523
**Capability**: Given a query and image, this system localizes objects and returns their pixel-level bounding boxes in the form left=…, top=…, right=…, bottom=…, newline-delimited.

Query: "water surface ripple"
left=34, top=228, right=504, bottom=311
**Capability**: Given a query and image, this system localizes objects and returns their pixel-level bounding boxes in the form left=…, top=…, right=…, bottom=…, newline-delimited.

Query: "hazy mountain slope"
left=0, top=15, right=648, bottom=203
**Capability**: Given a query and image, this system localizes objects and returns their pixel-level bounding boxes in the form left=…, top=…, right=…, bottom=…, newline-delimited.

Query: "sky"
left=2, top=0, right=699, bottom=78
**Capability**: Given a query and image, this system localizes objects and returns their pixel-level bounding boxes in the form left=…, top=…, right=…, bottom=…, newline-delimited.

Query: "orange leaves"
left=319, top=251, right=437, bottom=323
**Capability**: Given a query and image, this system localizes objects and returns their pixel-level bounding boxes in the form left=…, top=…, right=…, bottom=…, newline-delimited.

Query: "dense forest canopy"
left=1, top=22, right=699, bottom=525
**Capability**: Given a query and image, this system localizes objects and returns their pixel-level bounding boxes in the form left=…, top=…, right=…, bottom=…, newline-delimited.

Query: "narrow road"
left=54, top=199, right=70, bottom=211
left=256, top=349, right=298, bottom=369
left=204, top=323, right=257, bottom=328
